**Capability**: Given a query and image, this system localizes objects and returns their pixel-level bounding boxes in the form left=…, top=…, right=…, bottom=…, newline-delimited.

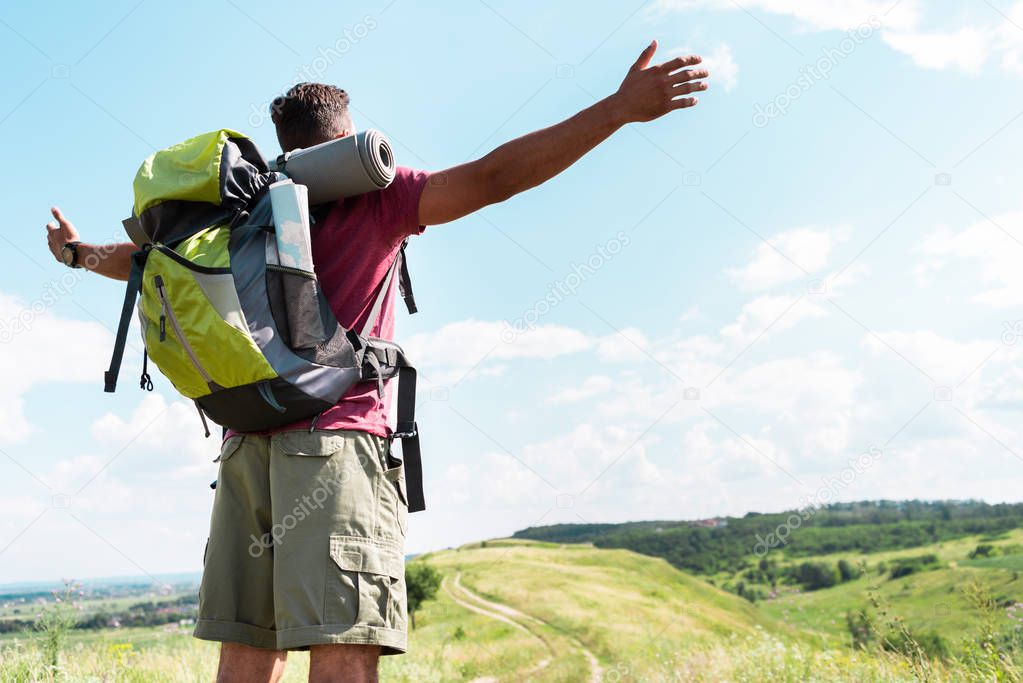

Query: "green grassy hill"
left=750, top=529, right=1023, bottom=644
left=5, top=538, right=1020, bottom=681
left=410, top=539, right=795, bottom=681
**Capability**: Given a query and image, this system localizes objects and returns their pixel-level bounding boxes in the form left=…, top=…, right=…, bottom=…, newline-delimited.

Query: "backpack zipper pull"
left=139, top=350, right=154, bottom=391
left=194, top=401, right=211, bottom=438
left=155, top=275, right=167, bottom=341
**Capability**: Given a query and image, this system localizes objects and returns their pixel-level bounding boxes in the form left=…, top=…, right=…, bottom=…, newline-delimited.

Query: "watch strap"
left=63, top=241, right=82, bottom=268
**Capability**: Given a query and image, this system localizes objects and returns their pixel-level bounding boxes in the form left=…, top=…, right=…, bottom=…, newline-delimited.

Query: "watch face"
left=61, top=244, right=75, bottom=267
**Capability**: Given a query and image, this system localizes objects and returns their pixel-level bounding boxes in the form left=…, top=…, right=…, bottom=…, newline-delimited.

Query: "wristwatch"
left=60, top=241, right=82, bottom=269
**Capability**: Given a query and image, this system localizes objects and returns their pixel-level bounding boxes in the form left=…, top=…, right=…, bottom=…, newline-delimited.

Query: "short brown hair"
left=270, top=82, right=353, bottom=152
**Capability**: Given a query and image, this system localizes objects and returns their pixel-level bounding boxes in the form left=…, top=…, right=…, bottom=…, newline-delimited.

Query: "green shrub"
left=846, top=608, right=874, bottom=650
left=837, top=558, right=862, bottom=582
left=406, top=562, right=442, bottom=630
left=882, top=628, right=950, bottom=659
left=791, top=561, right=840, bottom=590
left=34, top=580, right=81, bottom=674
left=969, top=543, right=997, bottom=559
left=889, top=554, right=939, bottom=579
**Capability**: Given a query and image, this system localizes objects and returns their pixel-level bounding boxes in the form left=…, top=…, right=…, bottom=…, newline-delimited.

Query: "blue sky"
left=1, top=0, right=1022, bottom=583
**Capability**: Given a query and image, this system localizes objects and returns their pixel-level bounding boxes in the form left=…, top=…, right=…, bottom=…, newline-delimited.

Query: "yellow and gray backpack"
left=104, top=129, right=425, bottom=511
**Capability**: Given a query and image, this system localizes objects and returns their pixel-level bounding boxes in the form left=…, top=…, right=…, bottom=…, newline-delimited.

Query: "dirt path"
left=443, top=573, right=602, bottom=683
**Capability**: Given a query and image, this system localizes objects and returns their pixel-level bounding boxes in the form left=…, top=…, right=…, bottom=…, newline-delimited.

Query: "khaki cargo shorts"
left=193, top=429, right=409, bottom=653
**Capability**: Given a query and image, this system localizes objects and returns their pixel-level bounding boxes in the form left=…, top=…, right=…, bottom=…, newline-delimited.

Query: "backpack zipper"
left=154, top=274, right=216, bottom=388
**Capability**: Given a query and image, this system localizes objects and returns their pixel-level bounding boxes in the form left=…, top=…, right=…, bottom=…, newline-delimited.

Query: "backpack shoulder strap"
left=104, top=249, right=148, bottom=392
left=359, top=239, right=416, bottom=337
left=392, top=364, right=424, bottom=512
left=359, top=240, right=424, bottom=512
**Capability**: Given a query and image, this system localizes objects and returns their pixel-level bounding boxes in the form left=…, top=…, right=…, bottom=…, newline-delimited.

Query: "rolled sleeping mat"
left=268, top=129, right=396, bottom=205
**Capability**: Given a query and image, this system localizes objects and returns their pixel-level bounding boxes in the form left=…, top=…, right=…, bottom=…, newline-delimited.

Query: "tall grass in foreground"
left=634, top=627, right=1023, bottom=683
left=2, top=629, right=1021, bottom=683
left=36, top=583, right=81, bottom=673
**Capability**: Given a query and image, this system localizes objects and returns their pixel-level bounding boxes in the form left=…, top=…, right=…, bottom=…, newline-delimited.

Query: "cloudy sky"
left=1, top=0, right=1021, bottom=583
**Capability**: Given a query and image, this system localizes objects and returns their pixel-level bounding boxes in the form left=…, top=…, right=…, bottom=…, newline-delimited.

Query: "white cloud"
left=719, top=294, right=826, bottom=347
left=547, top=375, right=614, bottom=404
left=974, top=361, right=1023, bottom=411
left=652, top=0, right=920, bottom=32
left=680, top=419, right=789, bottom=481
left=596, top=328, right=650, bottom=362
left=668, top=42, right=738, bottom=91
left=882, top=27, right=990, bottom=73
left=44, top=454, right=135, bottom=513
left=869, top=435, right=1023, bottom=501
left=678, top=306, right=703, bottom=322
left=706, top=351, right=864, bottom=459
left=705, top=43, right=739, bottom=91
left=861, top=329, right=997, bottom=387
left=654, top=0, right=1023, bottom=76
left=1000, top=5, right=1023, bottom=75
left=882, top=2, right=1023, bottom=75
left=916, top=210, right=1023, bottom=308
left=825, top=263, right=870, bottom=294
left=422, top=422, right=651, bottom=526
left=726, top=226, right=851, bottom=291
left=90, top=392, right=219, bottom=477
left=0, top=293, right=111, bottom=443
left=404, top=319, right=592, bottom=384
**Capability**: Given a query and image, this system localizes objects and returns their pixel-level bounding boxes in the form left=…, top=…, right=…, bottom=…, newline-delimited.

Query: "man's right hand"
left=611, top=41, right=709, bottom=124
left=417, top=40, right=711, bottom=226
left=45, top=206, right=80, bottom=264
left=43, top=206, right=136, bottom=281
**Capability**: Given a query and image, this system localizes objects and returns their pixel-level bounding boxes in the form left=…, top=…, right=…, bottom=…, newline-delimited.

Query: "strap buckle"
left=391, top=421, right=418, bottom=439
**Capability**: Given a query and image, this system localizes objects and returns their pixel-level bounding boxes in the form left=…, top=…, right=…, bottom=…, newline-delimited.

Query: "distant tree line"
left=0, top=594, right=198, bottom=635
left=513, top=500, right=1023, bottom=576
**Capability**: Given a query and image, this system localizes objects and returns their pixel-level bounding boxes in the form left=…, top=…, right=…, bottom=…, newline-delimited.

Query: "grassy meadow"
left=2, top=532, right=1022, bottom=682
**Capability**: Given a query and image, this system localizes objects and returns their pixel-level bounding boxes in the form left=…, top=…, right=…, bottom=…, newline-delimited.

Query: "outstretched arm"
left=418, top=41, right=709, bottom=226
left=45, top=207, right=135, bottom=281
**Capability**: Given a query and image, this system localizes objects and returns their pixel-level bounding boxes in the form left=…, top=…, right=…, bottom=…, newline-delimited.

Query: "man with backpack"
left=44, top=42, right=708, bottom=683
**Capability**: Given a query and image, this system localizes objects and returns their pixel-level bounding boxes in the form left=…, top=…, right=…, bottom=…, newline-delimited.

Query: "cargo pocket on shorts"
left=214, top=435, right=245, bottom=463
left=274, top=430, right=347, bottom=457
left=326, top=536, right=405, bottom=631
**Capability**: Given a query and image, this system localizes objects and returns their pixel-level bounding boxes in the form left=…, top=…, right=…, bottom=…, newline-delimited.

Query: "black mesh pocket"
left=265, top=265, right=360, bottom=370
left=266, top=265, right=326, bottom=349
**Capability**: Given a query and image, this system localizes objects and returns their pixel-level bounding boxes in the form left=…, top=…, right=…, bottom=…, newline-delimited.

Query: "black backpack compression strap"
left=362, top=345, right=424, bottom=512
left=104, top=249, right=147, bottom=393
left=393, top=364, right=425, bottom=512
left=397, top=240, right=417, bottom=315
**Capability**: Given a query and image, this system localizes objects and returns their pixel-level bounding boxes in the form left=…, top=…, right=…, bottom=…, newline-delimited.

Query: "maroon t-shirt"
left=271, top=166, right=430, bottom=437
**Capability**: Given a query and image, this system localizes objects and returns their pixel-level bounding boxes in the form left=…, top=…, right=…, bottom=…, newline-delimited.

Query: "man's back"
left=295, top=166, right=430, bottom=437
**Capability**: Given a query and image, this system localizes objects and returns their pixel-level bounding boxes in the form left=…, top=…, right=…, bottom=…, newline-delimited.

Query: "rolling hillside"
left=756, top=529, right=1023, bottom=643
left=5, top=539, right=1017, bottom=681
